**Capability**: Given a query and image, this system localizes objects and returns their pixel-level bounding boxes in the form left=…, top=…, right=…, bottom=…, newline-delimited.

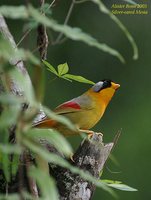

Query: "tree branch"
left=0, top=15, right=31, bottom=96
left=50, top=133, right=114, bottom=200
left=37, top=0, right=49, bottom=60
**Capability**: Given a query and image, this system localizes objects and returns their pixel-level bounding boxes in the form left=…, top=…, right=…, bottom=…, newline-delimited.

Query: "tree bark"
left=0, top=15, right=31, bottom=96
left=0, top=15, right=40, bottom=197
left=50, top=133, right=113, bottom=200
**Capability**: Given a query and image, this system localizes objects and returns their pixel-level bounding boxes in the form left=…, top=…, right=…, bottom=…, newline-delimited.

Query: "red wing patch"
left=59, top=101, right=81, bottom=110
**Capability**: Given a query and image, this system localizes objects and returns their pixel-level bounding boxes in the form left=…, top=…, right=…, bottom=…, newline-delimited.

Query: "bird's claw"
left=95, top=132, right=103, bottom=137
left=79, top=129, right=103, bottom=139
left=69, top=153, right=75, bottom=163
left=88, top=131, right=103, bottom=139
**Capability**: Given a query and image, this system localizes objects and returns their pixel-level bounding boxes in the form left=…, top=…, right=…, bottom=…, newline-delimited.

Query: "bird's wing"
left=54, top=95, right=94, bottom=115
left=54, top=100, right=81, bottom=114
left=34, top=95, right=94, bottom=128
left=33, top=101, right=81, bottom=128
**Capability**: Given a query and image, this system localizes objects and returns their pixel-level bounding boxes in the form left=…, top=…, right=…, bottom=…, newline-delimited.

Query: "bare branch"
left=50, top=133, right=114, bottom=200
left=54, top=1, right=75, bottom=44
left=37, top=0, right=49, bottom=60
left=0, top=15, right=32, bottom=96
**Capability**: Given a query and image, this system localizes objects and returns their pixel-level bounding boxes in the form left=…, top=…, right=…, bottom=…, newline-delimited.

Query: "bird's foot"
left=95, top=132, right=103, bottom=137
left=79, top=129, right=94, bottom=138
left=79, top=129, right=103, bottom=139
left=69, top=153, right=75, bottom=163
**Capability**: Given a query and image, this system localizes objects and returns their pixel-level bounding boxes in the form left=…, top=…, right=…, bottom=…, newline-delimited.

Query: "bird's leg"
left=69, top=153, right=75, bottom=163
left=79, top=129, right=103, bottom=138
left=79, top=129, right=94, bottom=138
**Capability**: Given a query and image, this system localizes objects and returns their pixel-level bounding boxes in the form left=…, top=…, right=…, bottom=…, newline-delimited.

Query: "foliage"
left=0, top=1, right=139, bottom=63
left=122, top=0, right=137, bottom=4
left=0, top=1, right=138, bottom=199
left=43, top=60, right=95, bottom=84
left=102, top=180, right=137, bottom=192
left=92, top=0, right=138, bottom=60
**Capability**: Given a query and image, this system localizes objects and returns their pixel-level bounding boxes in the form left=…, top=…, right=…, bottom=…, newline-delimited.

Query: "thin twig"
left=54, top=0, right=75, bottom=44
left=17, top=0, right=70, bottom=52
left=54, top=0, right=89, bottom=44
left=52, top=36, right=68, bottom=45
left=74, top=0, right=90, bottom=4
left=15, top=0, right=88, bottom=49
left=112, top=128, right=122, bottom=151
left=16, top=29, right=32, bottom=47
left=46, top=0, right=56, bottom=10
left=105, top=129, right=122, bottom=174
left=106, top=166, right=122, bottom=174
left=16, top=0, right=55, bottom=49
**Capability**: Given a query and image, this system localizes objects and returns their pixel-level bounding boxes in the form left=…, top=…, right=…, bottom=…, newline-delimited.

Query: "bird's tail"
left=34, top=119, right=57, bottom=128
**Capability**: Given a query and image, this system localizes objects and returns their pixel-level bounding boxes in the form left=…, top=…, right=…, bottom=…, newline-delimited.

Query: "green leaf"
left=44, top=61, right=94, bottom=85
left=28, top=5, right=125, bottom=63
left=0, top=6, right=28, bottom=19
left=0, top=95, right=23, bottom=130
left=43, top=60, right=58, bottom=75
left=10, top=69, right=35, bottom=105
left=0, top=5, right=125, bottom=62
left=63, top=74, right=95, bottom=85
left=0, top=34, right=40, bottom=65
left=29, top=166, right=59, bottom=200
left=60, top=76, right=72, bottom=82
left=1, top=152, right=10, bottom=182
left=103, top=179, right=122, bottom=184
left=17, top=49, right=40, bottom=65
left=0, top=105, right=21, bottom=129
left=109, top=183, right=138, bottom=191
left=57, top=63, right=69, bottom=76
left=0, top=130, right=10, bottom=181
left=0, top=144, right=22, bottom=154
left=0, top=35, right=15, bottom=61
left=11, top=154, right=20, bottom=177
left=0, top=194, right=20, bottom=200
left=22, top=191, right=40, bottom=200
left=122, top=0, right=137, bottom=4
left=102, top=180, right=138, bottom=191
left=92, top=0, right=138, bottom=60
left=0, top=93, right=23, bottom=105
left=26, top=128, right=73, bottom=157
left=23, top=138, right=116, bottom=196
left=41, top=3, right=52, bottom=15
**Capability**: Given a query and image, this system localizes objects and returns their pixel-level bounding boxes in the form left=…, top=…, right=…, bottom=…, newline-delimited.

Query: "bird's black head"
left=92, top=79, right=112, bottom=92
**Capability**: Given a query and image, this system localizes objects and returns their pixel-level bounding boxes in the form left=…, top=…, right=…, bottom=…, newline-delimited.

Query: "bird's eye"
left=102, top=80, right=111, bottom=89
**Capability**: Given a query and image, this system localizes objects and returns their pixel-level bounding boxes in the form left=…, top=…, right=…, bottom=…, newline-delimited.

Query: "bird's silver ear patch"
left=92, top=81, right=104, bottom=92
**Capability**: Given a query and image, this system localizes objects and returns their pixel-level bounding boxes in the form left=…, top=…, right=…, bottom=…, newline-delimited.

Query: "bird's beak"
left=112, top=82, right=120, bottom=90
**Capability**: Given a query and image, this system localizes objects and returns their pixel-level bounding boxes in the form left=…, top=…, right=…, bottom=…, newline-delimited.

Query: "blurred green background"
left=1, top=0, right=151, bottom=199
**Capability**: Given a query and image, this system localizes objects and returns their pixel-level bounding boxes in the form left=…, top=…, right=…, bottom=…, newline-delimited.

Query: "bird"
left=34, top=79, right=120, bottom=136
